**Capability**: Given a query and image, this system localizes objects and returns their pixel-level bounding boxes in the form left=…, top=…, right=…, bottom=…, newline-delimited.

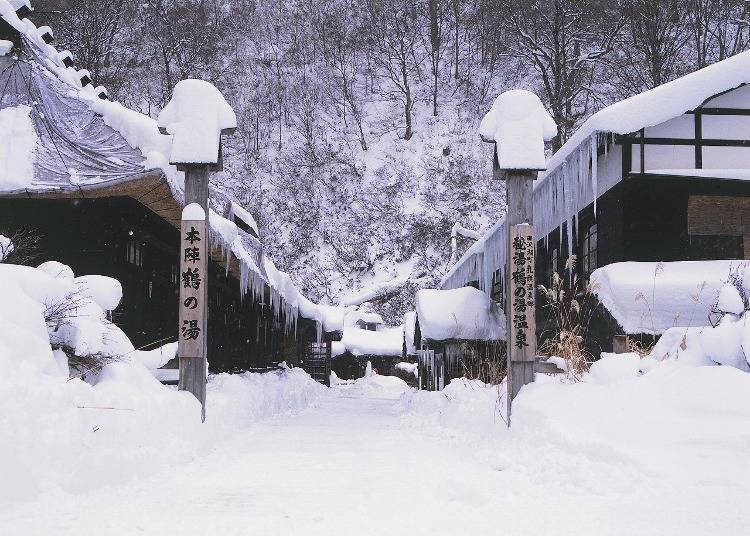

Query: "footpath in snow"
left=2, top=359, right=749, bottom=536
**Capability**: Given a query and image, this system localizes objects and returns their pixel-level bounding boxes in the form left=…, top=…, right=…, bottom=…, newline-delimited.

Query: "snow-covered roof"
left=0, top=2, right=336, bottom=334
left=540, top=49, right=750, bottom=181
left=340, top=326, right=404, bottom=357
left=590, top=261, right=748, bottom=335
left=416, top=287, right=506, bottom=342
left=443, top=51, right=750, bottom=293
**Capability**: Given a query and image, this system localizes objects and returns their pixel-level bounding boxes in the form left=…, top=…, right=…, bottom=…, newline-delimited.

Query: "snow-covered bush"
left=647, top=266, right=750, bottom=372
left=0, top=260, right=327, bottom=503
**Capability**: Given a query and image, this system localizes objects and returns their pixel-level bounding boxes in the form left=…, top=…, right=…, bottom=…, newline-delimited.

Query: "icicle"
left=591, top=135, right=598, bottom=218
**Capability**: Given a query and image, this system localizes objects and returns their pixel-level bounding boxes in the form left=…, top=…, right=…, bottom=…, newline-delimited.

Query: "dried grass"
left=538, top=256, right=596, bottom=381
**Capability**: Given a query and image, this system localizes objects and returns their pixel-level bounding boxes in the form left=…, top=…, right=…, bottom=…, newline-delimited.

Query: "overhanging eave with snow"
left=443, top=51, right=750, bottom=294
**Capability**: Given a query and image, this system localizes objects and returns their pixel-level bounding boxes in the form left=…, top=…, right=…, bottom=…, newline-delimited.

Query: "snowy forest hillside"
left=32, top=0, right=750, bottom=320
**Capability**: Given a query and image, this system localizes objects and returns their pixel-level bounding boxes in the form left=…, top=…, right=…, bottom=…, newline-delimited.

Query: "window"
left=126, top=239, right=144, bottom=267
left=581, top=224, right=597, bottom=279
left=490, top=269, right=503, bottom=304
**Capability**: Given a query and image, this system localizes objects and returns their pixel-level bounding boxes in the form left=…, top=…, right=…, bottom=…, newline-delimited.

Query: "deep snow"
left=2, top=357, right=748, bottom=535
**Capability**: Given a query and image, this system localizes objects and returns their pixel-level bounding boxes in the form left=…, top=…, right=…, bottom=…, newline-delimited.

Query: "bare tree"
left=613, top=0, right=690, bottom=94
left=506, top=0, right=624, bottom=149
left=368, top=0, right=422, bottom=140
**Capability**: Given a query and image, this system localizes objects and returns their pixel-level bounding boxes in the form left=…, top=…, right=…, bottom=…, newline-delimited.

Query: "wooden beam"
left=685, top=107, right=750, bottom=116
left=616, top=136, right=750, bottom=147
left=694, top=111, right=703, bottom=169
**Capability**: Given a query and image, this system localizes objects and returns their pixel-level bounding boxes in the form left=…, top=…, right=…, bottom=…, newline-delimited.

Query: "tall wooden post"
left=158, top=79, right=237, bottom=423
left=179, top=167, right=210, bottom=422
left=482, top=89, right=555, bottom=426
left=504, top=170, right=537, bottom=425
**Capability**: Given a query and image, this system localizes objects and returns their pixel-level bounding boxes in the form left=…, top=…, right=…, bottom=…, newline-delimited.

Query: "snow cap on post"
left=479, top=90, right=556, bottom=171
left=157, top=79, right=237, bottom=170
left=182, top=202, right=206, bottom=221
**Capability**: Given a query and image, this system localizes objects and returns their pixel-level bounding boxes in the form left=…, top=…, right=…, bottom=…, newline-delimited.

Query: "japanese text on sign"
left=508, top=225, right=536, bottom=361
left=178, top=219, right=206, bottom=359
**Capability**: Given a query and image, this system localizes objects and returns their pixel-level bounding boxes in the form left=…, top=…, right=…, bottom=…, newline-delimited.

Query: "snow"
left=0, top=39, right=12, bottom=55
left=74, top=275, right=123, bottom=311
left=542, top=49, right=750, bottom=181
left=446, top=52, right=750, bottom=294
left=717, top=282, right=744, bottom=315
left=37, top=259, right=74, bottom=279
left=416, top=286, right=506, bottom=341
left=403, top=310, right=417, bottom=354
left=2, top=339, right=749, bottom=534
left=229, top=201, right=259, bottom=236
left=182, top=202, right=205, bottom=221
left=343, top=303, right=384, bottom=327
left=0, top=105, right=36, bottom=190
left=0, top=261, right=326, bottom=504
left=340, top=325, right=404, bottom=356
left=479, top=90, right=556, bottom=170
left=395, top=361, right=418, bottom=378
left=0, top=233, right=13, bottom=260
left=590, top=260, right=747, bottom=334
left=157, top=79, right=237, bottom=165
left=647, top=310, right=750, bottom=372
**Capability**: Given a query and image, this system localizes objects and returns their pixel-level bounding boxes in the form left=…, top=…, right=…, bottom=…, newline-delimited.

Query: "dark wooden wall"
left=0, top=197, right=288, bottom=372
left=533, top=174, right=750, bottom=357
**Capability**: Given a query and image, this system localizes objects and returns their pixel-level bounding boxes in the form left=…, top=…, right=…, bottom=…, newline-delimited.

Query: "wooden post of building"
left=178, top=170, right=210, bottom=422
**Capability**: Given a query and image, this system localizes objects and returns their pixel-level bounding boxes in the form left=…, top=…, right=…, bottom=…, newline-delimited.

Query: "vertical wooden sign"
left=508, top=223, right=536, bottom=362
left=504, top=169, right=538, bottom=425
left=178, top=202, right=207, bottom=420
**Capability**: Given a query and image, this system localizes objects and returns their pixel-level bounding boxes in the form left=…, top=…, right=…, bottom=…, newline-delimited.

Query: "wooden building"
left=441, top=52, right=750, bottom=356
left=0, top=4, right=327, bottom=377
left=412, top=288, right=505, bottom=391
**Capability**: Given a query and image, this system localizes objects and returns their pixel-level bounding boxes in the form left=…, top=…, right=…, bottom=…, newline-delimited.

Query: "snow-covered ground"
left=2, top=356, right=748, bottom=535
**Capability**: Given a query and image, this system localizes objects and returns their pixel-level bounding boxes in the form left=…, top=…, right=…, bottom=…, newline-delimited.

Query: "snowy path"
left=2, top=380, right=745, bottom=536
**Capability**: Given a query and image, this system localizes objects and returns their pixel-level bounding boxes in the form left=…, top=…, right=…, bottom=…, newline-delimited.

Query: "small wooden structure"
left=412, top=287, right=506, bottom=391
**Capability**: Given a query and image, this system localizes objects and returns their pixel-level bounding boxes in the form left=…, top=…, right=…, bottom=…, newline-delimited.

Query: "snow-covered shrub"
left=0, top=261, right=326, bottom=503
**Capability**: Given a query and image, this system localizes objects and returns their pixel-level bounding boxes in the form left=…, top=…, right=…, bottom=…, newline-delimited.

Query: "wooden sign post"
left=158, top=79, right=237, bottom=422
left=481, top=89, right=556, bottom=426
left=505, top=174, right=536, bottom=423
left=178, top=177, right=209, bottom=421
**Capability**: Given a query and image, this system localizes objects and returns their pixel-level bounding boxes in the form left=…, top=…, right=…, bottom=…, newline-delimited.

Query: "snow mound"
left=480, top=90, right=556, bottom=170
left=0, top=260, right=326, bottom=504
left=157, top=79, right=237, bottom=165
left=337, top=373, right=410, bottom=399
left=398, top=378, right=506, bottom=440
left=37, top=260, right=74, bottom=279
left=341, top=325, right=403, bottom=356
left=395, top=361, right=418, bottom=378
left=590, top=260, right=746, bottom=334
left=401, top=358, right=750, bottom=494
left=74, top=274, right=123, bottom=311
